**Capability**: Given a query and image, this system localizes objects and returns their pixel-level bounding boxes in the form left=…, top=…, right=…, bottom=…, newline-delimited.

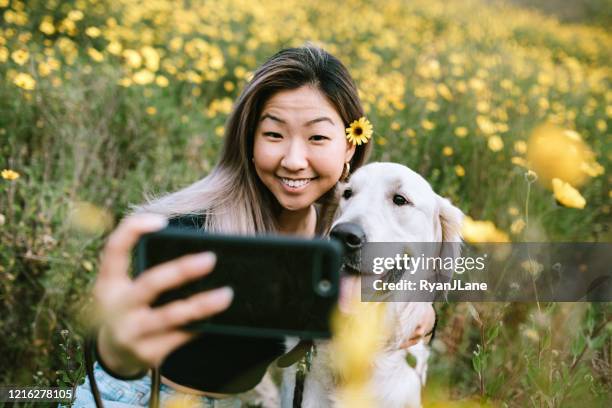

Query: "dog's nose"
left=330, top=222, right=366, bottom=252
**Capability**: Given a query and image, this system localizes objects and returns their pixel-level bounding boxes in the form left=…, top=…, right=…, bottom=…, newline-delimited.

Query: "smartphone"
left=133, top=226, right=343, bottom=339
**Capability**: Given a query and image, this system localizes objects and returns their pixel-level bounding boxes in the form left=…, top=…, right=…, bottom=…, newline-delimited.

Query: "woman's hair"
left=130, top=41, right=372, bottom=235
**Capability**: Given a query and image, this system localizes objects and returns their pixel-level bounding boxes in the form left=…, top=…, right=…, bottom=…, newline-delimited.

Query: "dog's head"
left=329, top=162, right=464, bottom=278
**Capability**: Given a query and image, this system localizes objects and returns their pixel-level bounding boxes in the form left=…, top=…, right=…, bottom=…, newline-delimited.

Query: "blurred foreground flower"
left=162, top=394, right=204, bottom=408
left=1, top=169, right=20, bottom=180
left=461, top=216, right=510, bottom=243
left=67, top=201, right=114, bottom=234
left=552, top=178, right=586, bottom=209
left=331, top=301, right=388, bottom=408
left=527, top=123, right=603, bottom=188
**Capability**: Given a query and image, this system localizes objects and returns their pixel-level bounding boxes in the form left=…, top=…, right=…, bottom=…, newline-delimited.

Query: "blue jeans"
left=62, top=361, right=242, bottom=407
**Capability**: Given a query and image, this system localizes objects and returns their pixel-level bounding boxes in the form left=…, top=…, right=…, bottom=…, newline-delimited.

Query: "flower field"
left=1, top=0, right=610, bottom=406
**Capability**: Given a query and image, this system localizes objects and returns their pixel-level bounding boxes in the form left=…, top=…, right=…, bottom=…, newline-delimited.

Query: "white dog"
left=280, top=162, right=464, bottom=408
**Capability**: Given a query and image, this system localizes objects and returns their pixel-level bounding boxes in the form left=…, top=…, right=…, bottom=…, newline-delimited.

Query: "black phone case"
left=134, top=226, right=343, bottom=339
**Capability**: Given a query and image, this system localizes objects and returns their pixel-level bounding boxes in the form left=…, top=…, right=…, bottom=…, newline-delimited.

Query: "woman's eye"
left=310, top=135, right=328, bottom=141
left=263, top=132, right=282, bottom=138
left=393, top=194, right=411, bottom=206
left=342, top=188, right=352, bottom=199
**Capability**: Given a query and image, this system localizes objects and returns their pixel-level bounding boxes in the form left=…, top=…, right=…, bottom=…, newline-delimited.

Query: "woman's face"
left=253, top=85, right=356, bottom=212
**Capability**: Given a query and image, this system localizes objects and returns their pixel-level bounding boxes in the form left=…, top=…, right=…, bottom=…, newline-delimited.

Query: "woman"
left=71, top=43, right=435, bottom=407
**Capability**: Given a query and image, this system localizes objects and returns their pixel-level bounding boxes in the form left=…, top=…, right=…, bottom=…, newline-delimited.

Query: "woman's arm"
left=92, top=213, right=234, bottom=378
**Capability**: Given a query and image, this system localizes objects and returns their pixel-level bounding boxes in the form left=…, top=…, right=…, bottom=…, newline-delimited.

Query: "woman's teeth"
left=280, top=178, right=313, bottom=188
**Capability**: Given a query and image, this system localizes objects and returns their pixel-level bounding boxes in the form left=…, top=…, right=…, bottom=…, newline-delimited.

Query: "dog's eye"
left=393, top=194, right=411, bottom=206
left=342, top=188, right=352, bottom=199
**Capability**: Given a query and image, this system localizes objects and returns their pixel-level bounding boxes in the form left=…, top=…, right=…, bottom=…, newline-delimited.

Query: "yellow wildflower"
left=1, top=169, right=20, bottom=180
left=508, top=206, right=520, bottom=216
left=155, top=75, right=169, bottom=87
left=141, top=46, right=160, bottom=72
left=514, top=140, right=527, bottom=154
left=455, top=165, right=465, bottom=177
left=454, top=127, right=468, bottom=138
left=596, top=119, right=607, bottom=132
left=425, top=101, right=440, bottom=112
left=132, top=69, right=155, bottom=85
left=488, top=135, right=504, bottom=152
left=442, top=146, right=454, bottom=156
left=421, top=119, right=435, bottom=130
left=85, top=26, right=101, bottom=38
left=13, top=73, right=36, bottom=90
left=122, top=49, right=142, bottom=69
left=437, top=83, right=453, bottom=101
left=11, top=49, right=29, bottom=65
left=67, top=10, right=84, bottom=21
left=476, top=100, right=490, bottom=113
left=552, top=178, right=586, bottom=209
left=476, top=116, right=496, bottom=135
left=39, top=18, right=55, bottom=35
left=87, top=48, right=104, bottom=62
left=462, top=216, right=510, bottom=243
left=118, top=78, right=132, bottom=87
left=38, top=61, right=52, bottom=77
left=107, top=41, right=123, bottom=55
left=510, top=218, right=526, bottom=234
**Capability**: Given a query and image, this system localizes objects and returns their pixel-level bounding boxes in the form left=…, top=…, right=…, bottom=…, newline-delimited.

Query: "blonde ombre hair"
left=130, top=42, right=372, bottom=236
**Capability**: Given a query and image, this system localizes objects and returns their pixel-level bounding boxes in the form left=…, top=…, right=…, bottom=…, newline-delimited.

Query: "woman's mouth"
left=277, top=176, right=317, bottom=192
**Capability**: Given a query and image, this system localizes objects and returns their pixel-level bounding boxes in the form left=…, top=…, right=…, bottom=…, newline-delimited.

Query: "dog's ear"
left=434, top=196, right=464, bottom=297
left=436, top=195, right=464, bottom=244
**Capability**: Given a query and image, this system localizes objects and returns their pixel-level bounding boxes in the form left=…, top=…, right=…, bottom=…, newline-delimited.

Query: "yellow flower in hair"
left=345, top=117, right=373, bottom=146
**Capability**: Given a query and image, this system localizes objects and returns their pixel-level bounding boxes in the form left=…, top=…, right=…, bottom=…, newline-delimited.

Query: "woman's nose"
left=280, top=140, right=308, bottom=171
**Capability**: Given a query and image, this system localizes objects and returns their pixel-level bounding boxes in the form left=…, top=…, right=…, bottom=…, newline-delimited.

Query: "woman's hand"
left=93, top=213, right=234, bottom=377
left=399, top=304, right=436, bottom=349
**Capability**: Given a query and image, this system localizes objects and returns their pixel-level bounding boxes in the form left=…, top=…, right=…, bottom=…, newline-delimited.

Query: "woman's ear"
left=345, top=141, right=356, bottom=162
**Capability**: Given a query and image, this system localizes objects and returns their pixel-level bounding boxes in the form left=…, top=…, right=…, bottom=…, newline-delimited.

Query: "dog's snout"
left=330, top=222, right=366, bottom=252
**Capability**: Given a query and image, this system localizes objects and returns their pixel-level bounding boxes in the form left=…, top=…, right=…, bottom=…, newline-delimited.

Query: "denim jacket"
left=63, top=361, right=241, bottom=407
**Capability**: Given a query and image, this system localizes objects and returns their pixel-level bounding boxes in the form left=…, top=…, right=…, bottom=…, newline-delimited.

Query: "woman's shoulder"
left=167, top=213, right=206, bottom=230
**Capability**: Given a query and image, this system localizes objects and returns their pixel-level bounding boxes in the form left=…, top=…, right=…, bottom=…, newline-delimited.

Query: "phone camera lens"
left=318, top=279, right=331, bottom=293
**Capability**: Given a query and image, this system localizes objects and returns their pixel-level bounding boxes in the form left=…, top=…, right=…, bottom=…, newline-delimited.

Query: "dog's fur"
left=280, top=162, right=464, bottom=408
